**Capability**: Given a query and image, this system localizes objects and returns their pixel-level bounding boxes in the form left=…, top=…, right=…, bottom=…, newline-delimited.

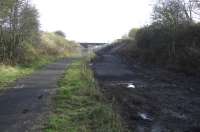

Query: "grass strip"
left=0, top=57, right=53, bottom=90
left=44, top=59, right=125, bottom=132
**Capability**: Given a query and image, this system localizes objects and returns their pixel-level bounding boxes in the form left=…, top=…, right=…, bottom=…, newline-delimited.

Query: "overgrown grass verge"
left=0, top=31, right=81, bottom=91
left=44, top=59, right=125, bottom=132
left=0, top=57, right=53, bottom=90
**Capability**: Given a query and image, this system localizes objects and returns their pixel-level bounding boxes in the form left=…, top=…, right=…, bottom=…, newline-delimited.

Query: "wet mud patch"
left=93, top=51, right=200, bottom=132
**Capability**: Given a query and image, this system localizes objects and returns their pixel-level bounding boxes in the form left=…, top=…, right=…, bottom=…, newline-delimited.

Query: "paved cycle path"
left=0, top=58, right=73, bottom=132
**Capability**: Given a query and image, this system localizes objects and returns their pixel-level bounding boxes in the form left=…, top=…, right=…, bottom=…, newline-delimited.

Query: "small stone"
left=22, top=109, right=29, bottom=114
left=128, top=84, right=136, bottom=89
left=138, top=113, right=153, bottom=121
left=38, top=95, right=43, bottom=100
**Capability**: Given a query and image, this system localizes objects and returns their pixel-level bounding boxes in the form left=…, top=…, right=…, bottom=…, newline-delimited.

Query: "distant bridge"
left=80, top=43, right=108, bottom=48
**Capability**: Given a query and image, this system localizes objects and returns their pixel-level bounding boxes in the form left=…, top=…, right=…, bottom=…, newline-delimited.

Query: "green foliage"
left=0, top=0, right=40, bottom=64
left=44, top=60, right=125, bottom=132
left=128, top=28, right=139, bottom=39
left=120, top=0, right=200, bottom=74
left=0, top=0, right=80, bottom=65
left=0, top=30, right=80, bottom=90
left=0, top=57, right=53, bottom=90
left=0, top=0, right=15, bottom=18
left=133, top=23, right=200, bottom=73
left=54, top=30, right=66, bottom=38
left=153, top=0, right=192, bottom=26
left=0, top=65, right=33, bottom=89
left=40, top=32, right=81, bottom=58
left=20, top=4, right=40, bottom=41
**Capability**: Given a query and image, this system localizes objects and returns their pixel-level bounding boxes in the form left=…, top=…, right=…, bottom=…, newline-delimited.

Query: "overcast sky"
left=31, top=0, right=154, bottom=43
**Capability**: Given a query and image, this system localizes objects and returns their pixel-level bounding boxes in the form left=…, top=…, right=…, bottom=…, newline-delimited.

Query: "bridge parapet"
left=80, top=43, right=108, bottom=48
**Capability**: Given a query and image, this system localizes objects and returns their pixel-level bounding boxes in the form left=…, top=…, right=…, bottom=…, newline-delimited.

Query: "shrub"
left=133, top=23, right=200, bottom=74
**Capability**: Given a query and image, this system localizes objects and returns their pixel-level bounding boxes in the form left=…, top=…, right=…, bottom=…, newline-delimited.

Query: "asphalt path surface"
left=0, top=58, right=73, bottom=132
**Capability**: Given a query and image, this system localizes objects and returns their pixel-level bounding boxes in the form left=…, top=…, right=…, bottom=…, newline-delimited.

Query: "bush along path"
left=0, top=58, right=73, bottom=132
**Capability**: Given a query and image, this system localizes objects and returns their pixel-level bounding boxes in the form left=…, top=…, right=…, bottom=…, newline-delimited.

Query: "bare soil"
left=92, top=45, right=200, bottom=132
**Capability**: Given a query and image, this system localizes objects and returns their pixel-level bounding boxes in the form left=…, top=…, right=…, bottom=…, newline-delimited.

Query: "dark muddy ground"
left=0, top=58, right=73, bottom=132
left=92, top=45, right=200, bottom=132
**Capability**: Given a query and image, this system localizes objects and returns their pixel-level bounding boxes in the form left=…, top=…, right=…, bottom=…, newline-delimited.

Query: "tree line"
left=126, top=0, right=200, bottom=74
left=0, top=0, right=39, bottom=64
